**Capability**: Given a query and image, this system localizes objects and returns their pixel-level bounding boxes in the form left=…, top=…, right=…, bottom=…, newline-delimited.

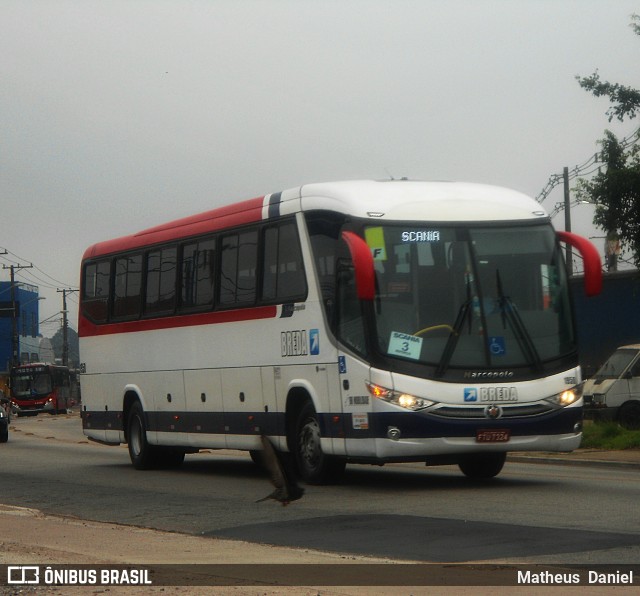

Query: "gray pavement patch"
left=208, top=514, right=640, bottom=562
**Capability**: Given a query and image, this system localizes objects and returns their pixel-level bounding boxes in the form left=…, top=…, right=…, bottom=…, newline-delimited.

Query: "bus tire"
left=127, top=401, right=159, bottom=470
left=293, top=401, right=345, bottom=485
left=159, top=448, right=186, bottom=469
left=249, top=450, right=263, bottom=466
left=618, top=401, right=640, bottom=430
left=458, top=452, right=506, bottom=479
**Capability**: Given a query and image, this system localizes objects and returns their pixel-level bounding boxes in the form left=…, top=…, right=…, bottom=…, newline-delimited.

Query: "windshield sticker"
left=365, top=227, right=387, bottom=261
left=489, top=336, right=506, bottom=356
left=402, top=230, right=440, bottom=242
left=388, top=331, right=423, bottom=360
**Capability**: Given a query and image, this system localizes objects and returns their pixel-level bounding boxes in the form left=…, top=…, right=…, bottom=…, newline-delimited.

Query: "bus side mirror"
left=341, top=231, right=375, bottom=300
left=556, top=231, right=603, bottom=297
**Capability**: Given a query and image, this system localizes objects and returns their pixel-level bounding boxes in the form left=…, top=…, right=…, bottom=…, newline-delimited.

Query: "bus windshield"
left=11, top=368, right=53, bottom=398
left=367, top=223, right=575, bottom=371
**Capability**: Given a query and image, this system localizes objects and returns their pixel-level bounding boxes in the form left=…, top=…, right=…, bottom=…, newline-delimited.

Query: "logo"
left=464, top=388, right=478, bottom=402
left=463, top=370, right=515, bottom=379
left=479, top=387, right=518, bottom=402
left=484, top=405, right=503, bottom=419
left=309, top=329, right=320, bottom=355
left=8, top=566, right=40, bottom=584
left=281, top=330, right=308, bottom=357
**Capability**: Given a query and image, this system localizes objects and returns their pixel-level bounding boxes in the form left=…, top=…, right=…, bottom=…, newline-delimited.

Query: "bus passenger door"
left=335, top=263, right=375, bottom=457
left=338, top=353, right=375, bottom=458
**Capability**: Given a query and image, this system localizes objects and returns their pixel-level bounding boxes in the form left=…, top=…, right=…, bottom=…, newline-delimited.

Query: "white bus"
left=79, top=180, right=602, bottom=482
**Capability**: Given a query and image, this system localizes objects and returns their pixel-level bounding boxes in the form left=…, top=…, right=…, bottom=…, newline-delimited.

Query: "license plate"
left=476, top=429, right=510, bottom=443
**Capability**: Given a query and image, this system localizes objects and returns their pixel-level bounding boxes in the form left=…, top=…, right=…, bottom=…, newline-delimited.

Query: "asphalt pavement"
left=6, top=408, right=640, bottom=470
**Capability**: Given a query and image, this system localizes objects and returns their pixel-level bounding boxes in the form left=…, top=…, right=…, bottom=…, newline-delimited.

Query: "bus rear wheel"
left=127, top=401, right=159, bottom=470
left=458, top=452, right=506, bottom=479
left=293, top=401, right=345, bottom=485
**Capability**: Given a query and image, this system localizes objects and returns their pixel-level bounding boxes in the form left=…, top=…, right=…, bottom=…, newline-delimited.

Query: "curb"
left=507, top=454, right=640, bottom=470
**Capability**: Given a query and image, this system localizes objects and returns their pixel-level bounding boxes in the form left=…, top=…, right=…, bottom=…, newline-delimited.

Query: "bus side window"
left=262, top=221, right=307, bottom=302
left=181, top=237, right=216, bottom=309
left=113, top=254, right=143, bottom=319
left=145, top=246, right=177, bottom=315
left=82, top=260, right=111, bottom=323
left=220, top=229, right=258, bottom=307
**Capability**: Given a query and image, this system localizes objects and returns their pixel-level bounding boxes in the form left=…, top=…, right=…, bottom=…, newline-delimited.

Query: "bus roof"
left=82, top=180, right=549, bottom=259
left=297, top=180, right=547, bottom=222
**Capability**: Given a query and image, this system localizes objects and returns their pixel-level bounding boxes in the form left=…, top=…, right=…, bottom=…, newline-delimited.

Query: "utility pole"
left=563, top=166, right=573, bottom=276
left=2, top=262, right=33, bottom=366
left=57, top=288, right=78, bottom=366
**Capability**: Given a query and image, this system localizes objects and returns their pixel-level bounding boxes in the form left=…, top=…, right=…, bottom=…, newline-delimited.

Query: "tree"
left=575, top=132, right=640, bottom=269
left=50, top=326, right=80, bottom=368
left=575, top=14, right=640, bottom=269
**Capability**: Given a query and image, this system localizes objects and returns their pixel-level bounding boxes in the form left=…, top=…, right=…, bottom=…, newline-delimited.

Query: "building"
left=0, top=281, right=43, bottom=373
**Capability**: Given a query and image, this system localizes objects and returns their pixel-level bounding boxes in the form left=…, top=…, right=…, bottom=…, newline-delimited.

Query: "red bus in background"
left=10, top=363, right=73, bottom=416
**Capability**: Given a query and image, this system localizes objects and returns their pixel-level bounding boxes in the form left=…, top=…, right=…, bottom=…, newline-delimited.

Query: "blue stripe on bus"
left=268, top=191, right=282, bottom=219
left=83, top=408, right=580, bottom=441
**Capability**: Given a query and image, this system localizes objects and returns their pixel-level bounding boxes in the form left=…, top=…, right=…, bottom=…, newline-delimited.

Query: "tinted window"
left=82, top=260, right=111, bottom=323
left=262, top=222, right=306, bottom=302
left=113, top=254, right=142, bottom=319
left=220, top=230, right=257, bottom=306
left=181, top=238, right=216, bottom=309
left=145, top=246, right=177, bottom=315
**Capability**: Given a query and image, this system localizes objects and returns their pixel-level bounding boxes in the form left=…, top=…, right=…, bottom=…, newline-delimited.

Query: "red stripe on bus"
left=83, top=196, right=265, bottom=259
left=78, top=305, right=278, bottom=337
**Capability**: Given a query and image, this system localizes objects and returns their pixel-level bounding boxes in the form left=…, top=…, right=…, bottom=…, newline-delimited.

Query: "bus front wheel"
left=458, top=452, right=506, bottom=479
left=293, top=401, right=345, bottom=485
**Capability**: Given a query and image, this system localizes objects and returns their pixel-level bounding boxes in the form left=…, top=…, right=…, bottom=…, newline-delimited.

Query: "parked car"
left=583, top=344, right=640, bottom=429
left=0, top=397, right=9, bottom=443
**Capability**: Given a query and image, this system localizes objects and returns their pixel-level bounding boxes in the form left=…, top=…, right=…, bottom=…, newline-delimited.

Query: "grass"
left=581, top=419, right=640, bottom=450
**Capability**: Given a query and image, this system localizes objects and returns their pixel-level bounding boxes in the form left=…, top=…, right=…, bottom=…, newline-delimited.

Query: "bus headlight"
left=366, top=382, right=434, bottom=411
left=545, top=385, right=583, bottom=407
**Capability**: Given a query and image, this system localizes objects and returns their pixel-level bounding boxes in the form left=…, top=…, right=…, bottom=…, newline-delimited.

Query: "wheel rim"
left=299, top=416, right=322, bottom=471
left=130, top=415, right=143, bottom=457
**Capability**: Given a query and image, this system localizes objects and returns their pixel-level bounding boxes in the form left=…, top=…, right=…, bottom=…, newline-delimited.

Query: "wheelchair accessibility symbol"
left=489, top=336, right=506, bottom=356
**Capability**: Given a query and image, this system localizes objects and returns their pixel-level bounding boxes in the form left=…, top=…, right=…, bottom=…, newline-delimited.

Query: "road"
left=2, top=412, right=640, bottom=565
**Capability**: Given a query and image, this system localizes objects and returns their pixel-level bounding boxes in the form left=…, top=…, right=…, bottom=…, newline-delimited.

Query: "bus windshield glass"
left=11, top=367, right=53, bottom=398
left=367, top=223, right=575, bottom=370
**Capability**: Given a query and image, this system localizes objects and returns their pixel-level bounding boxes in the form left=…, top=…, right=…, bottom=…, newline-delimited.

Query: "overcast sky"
left=1, top=0, right=639, bottom=332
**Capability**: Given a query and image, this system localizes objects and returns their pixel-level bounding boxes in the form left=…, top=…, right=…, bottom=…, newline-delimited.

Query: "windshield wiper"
left=496, top=270, right=543, bottom=373
left=435, top=278, right=472, bottom=378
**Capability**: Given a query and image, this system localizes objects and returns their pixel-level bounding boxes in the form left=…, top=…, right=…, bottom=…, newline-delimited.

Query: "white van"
left=583, top=344, right=640, bottom=429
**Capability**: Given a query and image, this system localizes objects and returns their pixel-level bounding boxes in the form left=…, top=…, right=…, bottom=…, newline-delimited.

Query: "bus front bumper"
left=12, top=399, right=56, bottom=416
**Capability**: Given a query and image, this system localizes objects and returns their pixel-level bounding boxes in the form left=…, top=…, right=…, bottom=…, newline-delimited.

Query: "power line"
left=0, top=247, right=77, bottom=289
left=537, top=126, right=640, bottom=204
